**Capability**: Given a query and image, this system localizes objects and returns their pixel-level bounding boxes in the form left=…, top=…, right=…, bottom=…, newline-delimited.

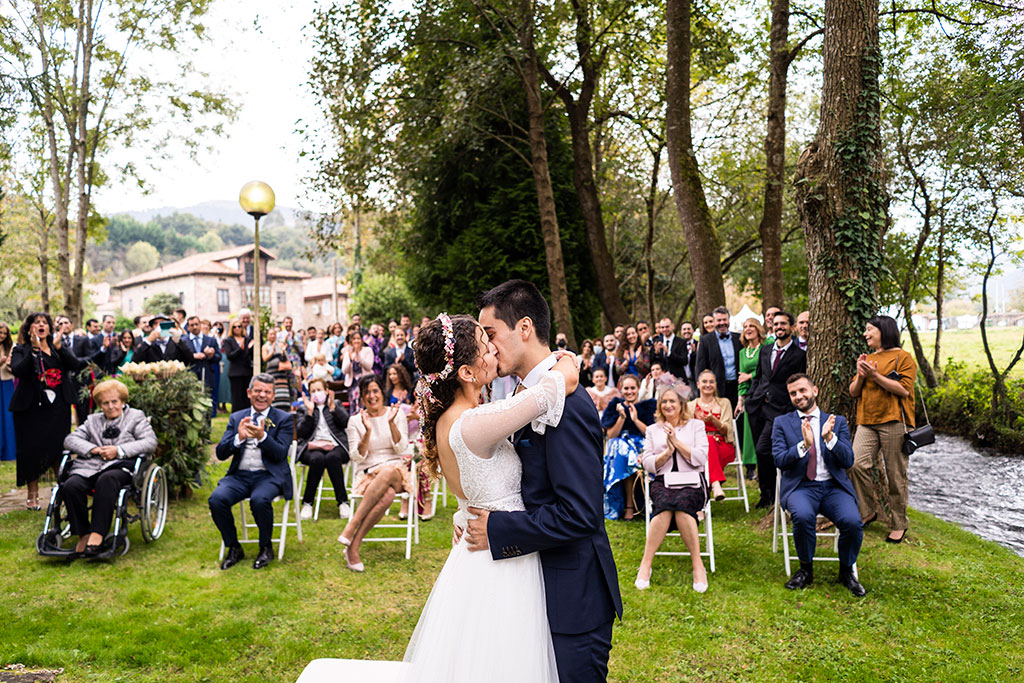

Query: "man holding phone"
left=135, top=314, right=194, bottom=364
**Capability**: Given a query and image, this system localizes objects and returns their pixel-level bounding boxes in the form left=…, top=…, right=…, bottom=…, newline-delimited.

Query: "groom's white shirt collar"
left=521, top=354, right=557, bottom=389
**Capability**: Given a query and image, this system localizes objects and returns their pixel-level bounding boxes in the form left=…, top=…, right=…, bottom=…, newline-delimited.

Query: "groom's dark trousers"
left=489, top=387, right=623, bottom=682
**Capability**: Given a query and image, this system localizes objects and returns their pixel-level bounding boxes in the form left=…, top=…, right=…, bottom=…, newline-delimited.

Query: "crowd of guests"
left=3, top=300, right=918, bottom=595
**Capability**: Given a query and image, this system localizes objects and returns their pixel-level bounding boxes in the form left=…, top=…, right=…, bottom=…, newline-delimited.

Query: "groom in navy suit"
left=467, top=280, right=622, bottom=683
left=209, top=373, right=294, bottom=570
left=772, top=373, right=866, bottom=597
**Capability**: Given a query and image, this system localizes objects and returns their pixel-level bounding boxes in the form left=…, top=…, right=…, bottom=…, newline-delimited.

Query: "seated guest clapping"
left=209, top=373, right=295, bottom=570
left=600, top=374, right=656, bottom=520
left=338, top=374, right=413, bottom=572
left=297, top=378, right=351, bottom=521
left=635, top=389, right=710, bottom=592
left=62, top=379, right=157, bottom=556
left=772, top=373, right=865, bottom=596
left=688, top=370, right=736, bottom=502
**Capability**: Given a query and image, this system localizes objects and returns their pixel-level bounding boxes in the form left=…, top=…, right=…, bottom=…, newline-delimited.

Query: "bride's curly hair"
left=414, top=314, right=481, bottom=480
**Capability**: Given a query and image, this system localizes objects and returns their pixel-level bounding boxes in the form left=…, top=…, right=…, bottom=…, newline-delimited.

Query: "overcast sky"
left=95, top=0, right=322, bottom=215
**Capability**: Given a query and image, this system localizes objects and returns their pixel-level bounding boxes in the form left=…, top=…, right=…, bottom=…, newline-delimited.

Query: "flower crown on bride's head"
left=415, top=312, right=455, bottom=411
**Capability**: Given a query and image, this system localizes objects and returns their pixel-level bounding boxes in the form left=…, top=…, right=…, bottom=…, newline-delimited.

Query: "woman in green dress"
left=736, top=317, right=766, bottom=480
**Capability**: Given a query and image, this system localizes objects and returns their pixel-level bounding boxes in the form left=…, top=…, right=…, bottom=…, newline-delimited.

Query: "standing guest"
left=678, top=321, right=699, bottom=396
left=327, top=322, right=345, bottom=351
left=185, top=316, right=221, bottom=400
left=0, top=323, right=16, bottom=462
left=9, top=313, right=88, bottom=509
left=62, top=379, right=157, bottom=555
left=688, top=370, right=736, bottom=502
left=237, top=308, right=254, bottom=338
left=772, top=374, right=865, bottom=596
left=601, top=374, right=656, bottom=520
left=652, top=317, right=688, bottom=380
left=172, top=308, right=187, bottom=328
left=700, top=314, right=715, bottom=336
left=132, top=315, right=148, bottom=339
left=592, top=333, right=613, bottom=378
left=615, top=325, right=651, bottom=380
left=796, top=311, right=810, bottom=351
left=737, top=317, right=767, bottom=480
left=134, top=314, right=193, bottom=363
left=201, top=320, right=223, bottom=415
left=635, top=388, right=710, bottom=592
left=340, top=330, right=375, bottom=410
left=96, top=315, right=118, bottom=375
left=59, top=314, right=97, bottom=422
left=554, top=331, right=573, bottom=352
left=399, top=313, right=412, bottom=336
left=210, top=374, right=295, bottom=570
left=385, top=319, right=399, bottom=347
left=365, top=323, right=387, bottom=376
left=280, top=317, right=306, bottom=372
left=848, top=315, right=917, bottom=544
left=410, top=325, right=421, bottom=343
left=384, top=327, right=416, bottom=380
left=297, top=378, right=351, bottom=521
left=222, top=318, right=254, bottom=412
left=262, top=328, right=294, bottom=410
left=106, top=330, right=138, bottom=371
left=763, top=306, right=781, bottom=344
left=215, top=321, right=231, bottom=413
left=587, top=367, right=619, bottom=419
left=613, top=325, right=626, bottom=354
left=579, top=339, right=595, bottom=387
left=636, top=321, right=652, bottom=347
left=305, top=328, right=332, bottom=365
left=339, top=375, right=413, bottom=571
left=695, top=306, right=743, bottom=409
left=737, top=311, right=806, bottom=509
left=350, top=313, right=364, bottom=334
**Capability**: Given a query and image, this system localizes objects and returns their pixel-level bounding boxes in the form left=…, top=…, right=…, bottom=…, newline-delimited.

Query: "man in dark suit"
left=738, top=310, right=806, bottom=508
left=678, top=320, right=699, bottom=395
left=134, top=315, right=193, bottom=364
left=772, top=373, right=865, bottom=596
left=651, top=317, right=688, bottom=382
left=469, top=280, right=623, bottom=683
left=695, top=305, right=743, bottom=408
left=592, top=333, right=615, bottom=381
left=209, top=373, right=295, bottom=570
left=57, top=315, right=101, bottom=420
left=383, top=326, right=416, bottom=379
left=184, top=316, right=221, bottom=393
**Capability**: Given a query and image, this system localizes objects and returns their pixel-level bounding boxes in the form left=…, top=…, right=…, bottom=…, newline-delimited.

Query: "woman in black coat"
left=9, top=312, right=88, bottom=509
left=221, top=318, right=254, bottom=412
left=295, top=377, right=351, bottom=519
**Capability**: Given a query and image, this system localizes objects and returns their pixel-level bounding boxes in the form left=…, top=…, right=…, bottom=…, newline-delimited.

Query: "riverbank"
left=2, top=455, right=1023, bottom=681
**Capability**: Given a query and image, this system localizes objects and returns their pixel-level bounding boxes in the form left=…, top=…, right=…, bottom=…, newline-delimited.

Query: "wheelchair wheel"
left=139, top=463, right=168, bottom=542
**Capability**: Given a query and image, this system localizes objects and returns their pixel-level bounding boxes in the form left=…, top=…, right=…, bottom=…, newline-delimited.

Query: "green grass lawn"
left=906, top=326, right=1024, bottom=376
left=2, top=421, right=1023, bottom=682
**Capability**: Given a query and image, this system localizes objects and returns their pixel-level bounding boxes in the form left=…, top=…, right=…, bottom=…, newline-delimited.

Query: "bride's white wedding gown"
left=402, top=371, right=567, bottom=682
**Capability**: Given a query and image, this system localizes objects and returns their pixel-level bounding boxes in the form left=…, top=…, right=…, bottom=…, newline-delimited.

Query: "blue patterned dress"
left=600, top=396, right=656, bottom=519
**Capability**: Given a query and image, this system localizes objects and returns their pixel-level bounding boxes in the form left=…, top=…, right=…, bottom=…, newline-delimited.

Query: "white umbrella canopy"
left=731, top=304, right=761, bottom=332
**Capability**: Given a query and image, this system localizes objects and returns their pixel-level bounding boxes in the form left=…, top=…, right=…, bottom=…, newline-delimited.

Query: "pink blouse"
left=641, top=419, right=709, bottom=476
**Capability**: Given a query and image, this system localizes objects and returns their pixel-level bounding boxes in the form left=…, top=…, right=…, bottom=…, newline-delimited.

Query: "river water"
left=908, top=434, right=1024, bottom=557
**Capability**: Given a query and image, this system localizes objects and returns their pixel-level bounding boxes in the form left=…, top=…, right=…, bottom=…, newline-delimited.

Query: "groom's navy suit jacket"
left=488, top=386, right=623, bottom=635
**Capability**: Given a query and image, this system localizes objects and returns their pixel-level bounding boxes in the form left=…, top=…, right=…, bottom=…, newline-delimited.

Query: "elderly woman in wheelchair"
left=39, top=379, right=161, bottom=559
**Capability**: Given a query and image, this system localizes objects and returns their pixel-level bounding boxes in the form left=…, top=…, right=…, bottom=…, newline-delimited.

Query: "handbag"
left=663, top=437, right=701, bottom=488
left=900, top=385, right=934, bottom=456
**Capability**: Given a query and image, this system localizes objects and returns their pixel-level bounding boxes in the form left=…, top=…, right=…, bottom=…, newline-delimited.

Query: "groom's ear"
left=517, top=316, right=535, bottom=341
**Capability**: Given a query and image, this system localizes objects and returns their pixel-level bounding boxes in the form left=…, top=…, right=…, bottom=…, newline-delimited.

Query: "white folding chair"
left=642, top=473, right=715, bottom=572
left=294, top=461, right=342, bottom=522
left=218, top=440, right=303, bottom=562
left=348, top=459, right=419, bottom=559
left=772, top=469, right=856, bottom=578
left=718, top=416, right=749, bottom=511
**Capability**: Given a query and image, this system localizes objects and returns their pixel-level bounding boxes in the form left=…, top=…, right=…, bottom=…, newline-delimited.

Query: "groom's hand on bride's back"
left=465, top=507, right=491, bottom=552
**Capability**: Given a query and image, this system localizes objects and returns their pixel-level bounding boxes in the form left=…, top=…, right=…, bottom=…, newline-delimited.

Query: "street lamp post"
left=239, top=181, right=275, bottom=373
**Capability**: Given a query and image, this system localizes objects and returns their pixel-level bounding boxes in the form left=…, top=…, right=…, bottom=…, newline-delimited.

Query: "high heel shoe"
left=344, top=545, right=364, bottom=572
left=693, top=580, right=708, bottom=593
left=634, top=567, right=652, bottom=590
left=712, top=481, right=725, bottom=502
left=337, top=532, right=353, bottom=546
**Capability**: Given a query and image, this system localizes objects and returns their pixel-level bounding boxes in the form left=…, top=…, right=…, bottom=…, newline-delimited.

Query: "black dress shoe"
left=785, top=567, right=813, bottom=590
left=839, top=571, right=867, bottom=597
left=885, top=529, right=907, bottom=544
left=755, top=498, right=771, bottom=510
left=252, top=545, right=273, bottom=570
left=220, top=545, right=245, bottom=570
left=83, top=543, right=104, bottom=558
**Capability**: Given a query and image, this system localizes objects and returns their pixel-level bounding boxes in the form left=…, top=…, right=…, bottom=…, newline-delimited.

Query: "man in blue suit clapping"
left=772, top=373, right=866, bottom=597
left=209, top=373, right=294, bottom=570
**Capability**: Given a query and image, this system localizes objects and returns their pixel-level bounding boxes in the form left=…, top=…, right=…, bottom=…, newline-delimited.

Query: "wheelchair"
left=36, top=451, right=168, bottom=560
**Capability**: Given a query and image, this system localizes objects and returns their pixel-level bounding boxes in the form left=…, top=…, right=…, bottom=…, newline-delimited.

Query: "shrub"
left=119, top=370, right=212, bottom=496
left=926, top=361, right=1024, bottom=454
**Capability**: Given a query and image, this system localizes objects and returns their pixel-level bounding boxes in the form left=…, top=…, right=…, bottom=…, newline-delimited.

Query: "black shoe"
left=755, top=498, right=771, bottom=510
left=83, top=543, right=104, bottom=558
left=885, top=529, right=907, bottom=544
left=839, top=571, right=867, bottom=597
left=220, top=545, right=244, bottom=570
left=253, top=545, right=273, bottom=570
left=785, top=567, right=814, bottom=590
left=862, top=513, right=878, bottom=529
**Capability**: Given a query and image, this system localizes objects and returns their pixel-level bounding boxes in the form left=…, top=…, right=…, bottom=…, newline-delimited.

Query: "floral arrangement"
left=38, top=367, right=62, bottom=389
left=120, top=360, right=187, bottom=381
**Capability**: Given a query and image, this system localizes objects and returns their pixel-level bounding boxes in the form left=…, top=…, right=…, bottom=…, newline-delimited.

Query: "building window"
left=243, top=287, right=270, bottom=305
left=276, top=291, right=286, bottom=309
left=217, top=289, right=230, bottom=313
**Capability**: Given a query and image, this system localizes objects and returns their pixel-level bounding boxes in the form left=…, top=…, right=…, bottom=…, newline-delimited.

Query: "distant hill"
left=120, top=200, right=299, bottom=228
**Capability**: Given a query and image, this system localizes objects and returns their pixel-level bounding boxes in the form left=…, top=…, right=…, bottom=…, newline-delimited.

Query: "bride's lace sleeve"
left=458, top=371, right=566, bottom=458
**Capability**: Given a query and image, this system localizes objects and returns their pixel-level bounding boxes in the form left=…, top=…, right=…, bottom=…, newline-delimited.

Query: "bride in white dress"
left=402, top=313, right=579, bottom=682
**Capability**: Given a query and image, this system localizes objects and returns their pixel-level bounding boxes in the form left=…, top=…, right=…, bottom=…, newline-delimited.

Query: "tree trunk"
left=665, top=0, right=726, bottom=318
left=758, top=0, right=789, bottom=309
left=70, top=0, right=95, bottom=324
left=794, top=0, right=887, bottom=419
left=644, top=144, right=664, bottom=324
left=932, top=223, right=945, bottom=372
left=519, top=10, right=575, bottom=348
left=37, top=207, right=51, bottom=313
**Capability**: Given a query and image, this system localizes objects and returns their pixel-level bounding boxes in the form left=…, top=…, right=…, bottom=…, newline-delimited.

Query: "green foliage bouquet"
left=118, top=368, right=212, bottom=496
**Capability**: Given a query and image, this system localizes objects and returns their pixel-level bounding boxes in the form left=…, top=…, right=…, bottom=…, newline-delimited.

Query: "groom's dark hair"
left=478, top=279, right=551, bottom=344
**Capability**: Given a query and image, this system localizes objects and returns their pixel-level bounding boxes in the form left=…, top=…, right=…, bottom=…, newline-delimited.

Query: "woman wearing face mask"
left=601, top=374, right=656, bottom=520
left=296, top=378, right=351, bottom=521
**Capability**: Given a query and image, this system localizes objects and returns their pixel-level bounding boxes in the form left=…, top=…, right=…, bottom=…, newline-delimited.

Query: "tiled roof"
left=113, top=245, right=297, bottom=288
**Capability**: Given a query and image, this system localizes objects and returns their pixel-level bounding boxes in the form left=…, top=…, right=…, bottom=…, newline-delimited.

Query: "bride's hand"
left=552, top=353, right=580, bottom=395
